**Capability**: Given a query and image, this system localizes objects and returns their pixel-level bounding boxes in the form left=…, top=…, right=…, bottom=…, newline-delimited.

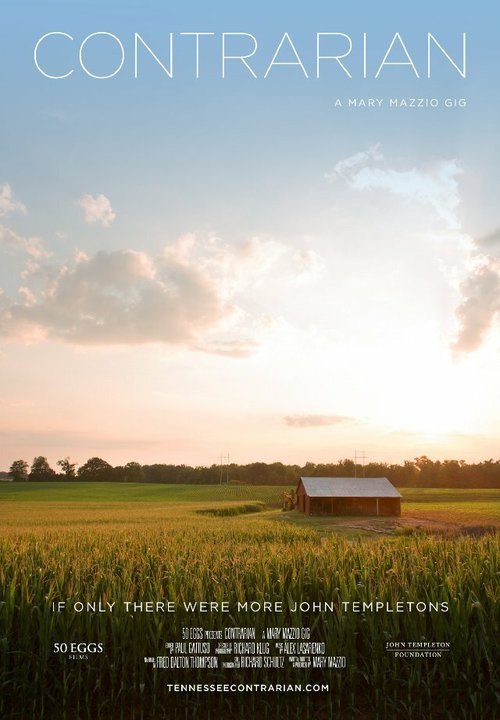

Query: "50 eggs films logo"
left=53, top=642, right=104, bottom=661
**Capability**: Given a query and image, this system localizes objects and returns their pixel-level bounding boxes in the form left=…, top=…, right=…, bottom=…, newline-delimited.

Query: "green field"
left=0, top=483, right=498, bottom=719
left=0, top=481, right=286, bottom=504
left=1, top=482, right=498, bottom=534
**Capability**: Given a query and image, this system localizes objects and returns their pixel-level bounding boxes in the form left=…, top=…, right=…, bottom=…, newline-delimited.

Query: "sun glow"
left=364, top=344, right=477, bottom=438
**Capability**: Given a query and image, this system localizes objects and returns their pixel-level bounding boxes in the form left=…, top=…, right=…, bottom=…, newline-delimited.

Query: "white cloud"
left=198, top=235, right=290, bottom=295
left=325, top=143, right=383, bottom=179
left=292, top=249, right=325, bottom=284
left=284, top=414, right=356, bottom=428
left=328, top=146, right=462, bottom=230
left=0, top=224, right=48, bottom=258
left=0, top=248, right=227, bottom=345
left=477, top=227, right=500, bottom=258
left=452, top=258, right=500, bottom=356
left=17, top=287, right=37, bottom=307
left=326, top=146, right=500, bottom=357
left=350, top=162, right=462, bottom=230
left=0, top=184, right=26, bottom=217
left=212, top=236, right=327, bottom=291
left=193, top=337, right=258, bottom=359
left=77, top=193, right=116, bottom=227
left=0, top=234, right=323, bottom=353
left=447, top=230, right=500, bottom=357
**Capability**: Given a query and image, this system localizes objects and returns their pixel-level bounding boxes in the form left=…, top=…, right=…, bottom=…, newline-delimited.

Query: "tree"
left=9, top=459, right=29, bottom=482
left=57, top=457, right=77, bottom=479
left=414, top=456, right=440, bottom=487
left=123, top=462, right=145, bottom=483
left=77, top=457, right=113, bottom=482
left=29, top=456, right=56, bottom=482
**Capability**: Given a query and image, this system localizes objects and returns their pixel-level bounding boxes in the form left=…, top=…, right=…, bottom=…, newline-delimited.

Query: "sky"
left=1, top=1, right=499, bottom=470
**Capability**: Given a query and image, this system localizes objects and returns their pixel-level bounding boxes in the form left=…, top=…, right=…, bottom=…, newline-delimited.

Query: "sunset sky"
left=1, top=1, right=499, bottom=469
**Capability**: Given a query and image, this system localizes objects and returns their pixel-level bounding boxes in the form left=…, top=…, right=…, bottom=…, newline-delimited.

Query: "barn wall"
left=378, top=497, right=401, bottom=516
left=296, top=481, right=306, bottom=512
left=309, top=497, right=379, bottom=516
left=306, top=496, right=400, bottom=517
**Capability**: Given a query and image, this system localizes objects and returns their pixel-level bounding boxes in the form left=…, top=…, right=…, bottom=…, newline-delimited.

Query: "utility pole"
left=219, top=453, right=230, bottom=484
left=353, top=450, right=368, bottom=478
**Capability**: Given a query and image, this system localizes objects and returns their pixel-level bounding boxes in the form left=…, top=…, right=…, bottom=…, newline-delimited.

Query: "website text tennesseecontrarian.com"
left=166, top=683, right=330, bottom=693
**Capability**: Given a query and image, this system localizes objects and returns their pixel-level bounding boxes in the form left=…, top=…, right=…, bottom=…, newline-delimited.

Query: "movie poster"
left=1, top=2, right=498, bottom=719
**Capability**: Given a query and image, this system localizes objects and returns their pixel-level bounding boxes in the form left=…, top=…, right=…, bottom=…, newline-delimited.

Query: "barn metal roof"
left=299, top=477, right=401, bottom=498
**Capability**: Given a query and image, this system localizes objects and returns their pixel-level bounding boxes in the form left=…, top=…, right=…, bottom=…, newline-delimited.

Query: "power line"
left=353, top=450, right=368, bottom=478
left=218, top=453, right=230, bottom=484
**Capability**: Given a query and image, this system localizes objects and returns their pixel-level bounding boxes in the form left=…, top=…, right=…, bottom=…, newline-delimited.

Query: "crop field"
left=0, top=483, right=498, bottom=719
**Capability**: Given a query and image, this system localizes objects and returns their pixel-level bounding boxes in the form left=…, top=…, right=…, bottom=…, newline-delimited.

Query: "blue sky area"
left=0, top=2, right=499, bottom=468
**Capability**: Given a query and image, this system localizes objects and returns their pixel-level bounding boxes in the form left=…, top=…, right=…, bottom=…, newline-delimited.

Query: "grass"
left=0, top=483, right=498, bottom=719
left=0, top=481, right=286, bottom=504
left=196, top=502, right=267, bottom=516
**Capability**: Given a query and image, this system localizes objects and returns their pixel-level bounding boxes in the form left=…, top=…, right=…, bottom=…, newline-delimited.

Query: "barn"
left=296, top=477, right=401, bottom=517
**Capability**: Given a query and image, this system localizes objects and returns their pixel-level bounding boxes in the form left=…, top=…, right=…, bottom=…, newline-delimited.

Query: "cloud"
left=0, top=247, right=229, bottom=345
left=476, top=227, right=500, bottom=257
left=327, top=146, right=462, bottom=230
left=77, top=193, right=116, bottom=227
left=202, top=235, right=326, bottom=290
left=0, top=184, right=26, bottom=217
left=351, top=162, right=461, bottom=230
left=325, top=143, right=383, bottom=179
left=451, top=226, right=500, bottom=357
left=284, top=414, right=355, bottom=428
left=199, top=235, right=290, bottom=295
left=0, top=232, right=325, bottom=353
left=0, top=224, right=48, bottom=258
left=193, top=338, right=258, bottom=358
left=291, top=249, right=325, bottom=284
left=452, top=259, right=500, bottom=355
left=327, top=146, right=500, bottom=357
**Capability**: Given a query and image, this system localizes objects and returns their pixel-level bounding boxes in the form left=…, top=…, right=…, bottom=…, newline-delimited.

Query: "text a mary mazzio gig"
left=335, top=97, right=467, bottom=108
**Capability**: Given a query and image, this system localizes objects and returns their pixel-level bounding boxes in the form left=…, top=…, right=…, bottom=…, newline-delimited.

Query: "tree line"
left=7, top=455, right=500, bottom=488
